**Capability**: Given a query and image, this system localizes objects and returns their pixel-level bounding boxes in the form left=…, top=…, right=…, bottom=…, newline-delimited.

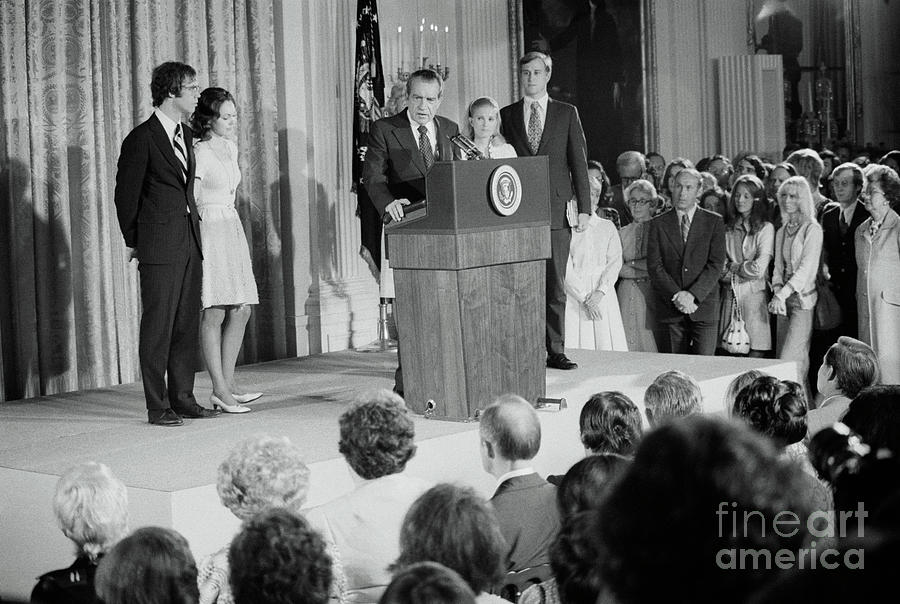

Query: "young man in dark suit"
left=500, top=52, right=591, bottom=370
left=362, top=69, right=459, bottom=395
left=114, top=61, right=219, bottom=426
left=647, top=168, right=726, bottom=355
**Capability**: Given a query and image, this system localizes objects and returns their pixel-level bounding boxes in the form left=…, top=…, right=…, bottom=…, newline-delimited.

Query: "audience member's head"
left=828, top=162, right=865, bottom=206
left=734, top=153, right=767, bottom=181
left=479, top=394, right=541, bottom=476
left=879, top=149, right=900, bottom=174
left=777, top=175, right=816, bottom=222
left=842, top=385, right=900, bottom=453
left=379, top=562, right=476, bottom=604
left=646, top=151, right=666, bottom=188
left=556, top=454, right=628, bottom=519
left=767, top=161, right=797, bottom=200
left=579, top=391, right=643, bottom=456
left=598, top=416, right=814, bottom=604
left=643, top=370, right=702, bottom=427
left=587, top=159, right=613, bottom=207
left=700, top=185, right=727, bottom=215
left=229, top=508, right=332, bottom=604
left=819, top=148, right=837, bottom=179
left=393, top=484, right=504, bottom=597
left=786, top=148, right=825, bottom=193
left=52, top=461, right=128, bottom=562
left=698, top=171, right=718, bottom=194
left=732, top=376, right=807, bottom=448
left=616, top=151, right=647, bottom=189
left=706, top=154, right=734, bottom=189
left=809, top=422, right=900, bottom=520
left=217, top=434, right=310, bottom=521
left=817, top=336, right=880, bottom=400
left=550, top=510, right=605, bottom=604
left=339, top=389, right=416, bottom=480
left=95, top=526, right=198, bottom=604
left=863, top=163, right=900, bottom=209
left=727, top=174, right=769, bottom=232
left=660, top=157, right=694, bottom=199
left=724, top=369, right=766, bottom=416
left=624, top=179, right=659, bottom=220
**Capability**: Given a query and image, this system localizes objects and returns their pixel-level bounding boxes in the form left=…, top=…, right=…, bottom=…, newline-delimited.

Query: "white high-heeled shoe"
left=210, top=394, right=251, bottom=414
left=232, top=392, right=263, bottom=404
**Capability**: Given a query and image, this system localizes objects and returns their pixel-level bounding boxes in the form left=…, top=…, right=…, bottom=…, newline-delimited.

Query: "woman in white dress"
left=191, top=88, right=260, bottom=413
left=564, top=171, right=628, bottom=351
left=464, top=96, right=517, bottom=160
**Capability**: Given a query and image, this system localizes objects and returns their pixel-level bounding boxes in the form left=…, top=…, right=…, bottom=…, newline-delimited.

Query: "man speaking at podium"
left=501, top=51, right=591, bottom=370
left=362, top=68, right=460, bottom=395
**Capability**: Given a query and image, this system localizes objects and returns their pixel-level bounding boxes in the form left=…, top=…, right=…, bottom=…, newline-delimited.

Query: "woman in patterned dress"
left=191, top=88, right=260, bottom=413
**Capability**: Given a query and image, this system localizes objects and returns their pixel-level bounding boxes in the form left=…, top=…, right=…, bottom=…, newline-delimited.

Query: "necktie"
left=839, top=211, right=848, bottom=236
left=680, top=212, right=690, bottom=244
left=527, top=101, right=542, bottom=155
left=418, top=125, right=434, bottom=170
left=173, top=124, right=189, bottom=181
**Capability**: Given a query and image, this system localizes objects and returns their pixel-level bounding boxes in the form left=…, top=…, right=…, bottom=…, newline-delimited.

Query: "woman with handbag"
left=719, top=175, right=774, bottom=357
left=768, top=176, right=823, bottom=399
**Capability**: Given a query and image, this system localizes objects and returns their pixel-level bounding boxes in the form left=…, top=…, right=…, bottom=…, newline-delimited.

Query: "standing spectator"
left=719, top=175, right=774, bottom=357
left=768, top=176, right=823, bottom=398
left=645, top=151, right=666, bottom=191
left=705, top=154, right=734, bottom=191
left=733, top=153, right=768, bottom=182
left=95, top=527, right=199, bottom=604
left=786, top=148, right=831, bottom=218
left=229, top=509, right=332, bottom=604
left=305, top=390, right=430, bottom=603
left=765, top=161, right=798, bottom=230
left=618, top=180, right=665, bottom=352
left=479, top=394, right=561, bottom=571
left=643, top=370, right=703, bottom=427
left=879, top=150, right=900, bottom=174
left=563, top=185, right=627, bottom=351
left=821, top=162, right=869, bottom=339
left=855, top=164, right=900, bottom=383
left=647, top=168, right=726, bottom=356
left=808, top=336, right=880, bottom=437
left=198, top=435, right=311, bottom=604
left=658, top=158, right=694, bottom=216
left=609, top=151, right=647, bottom=227
left=587, top=160, right=617, bottom=227
left=31, top=462, right=129, bottom=604
left=500, top=51, right=592, bottom=371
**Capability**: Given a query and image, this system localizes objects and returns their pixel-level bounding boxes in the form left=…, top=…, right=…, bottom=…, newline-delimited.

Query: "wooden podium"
left=386, top=157, right=550, bottom=420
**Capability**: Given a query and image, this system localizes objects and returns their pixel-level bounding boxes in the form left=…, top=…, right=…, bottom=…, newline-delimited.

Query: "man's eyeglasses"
left=182, top=84, right=201, bottom=92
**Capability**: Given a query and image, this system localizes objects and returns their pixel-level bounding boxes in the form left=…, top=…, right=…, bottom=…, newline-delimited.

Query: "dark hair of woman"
left=556, top=454, right=629, bottom=519
left=190, top=87, right=236, bottom=141
left=393, top=484, right=504, bottom=595
left=579, top=391, right=642, bottom=455
left=732, top=376, right=808, bottom=447
left=726, top=174, right=769, bottom=234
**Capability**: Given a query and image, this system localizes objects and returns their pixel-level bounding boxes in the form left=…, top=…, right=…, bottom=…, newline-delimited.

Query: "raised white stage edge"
left=0, top=349, right=796, bottom=600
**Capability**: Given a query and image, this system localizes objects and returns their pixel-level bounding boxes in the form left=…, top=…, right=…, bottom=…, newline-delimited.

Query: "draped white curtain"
left=0, top=0, right=282, bottom=402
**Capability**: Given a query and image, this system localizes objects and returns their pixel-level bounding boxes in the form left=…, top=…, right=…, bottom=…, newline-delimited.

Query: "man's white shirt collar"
left=676, top=204, right=698, bottom=223
left=154, top=108, right=180, bottom=143
left=493, top=466, right=535, bottom=494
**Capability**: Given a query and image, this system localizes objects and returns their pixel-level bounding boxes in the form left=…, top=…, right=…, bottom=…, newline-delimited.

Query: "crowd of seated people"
left=27, top=361, right=900, bottom=604
left=22, top=140, right=900, bottom=604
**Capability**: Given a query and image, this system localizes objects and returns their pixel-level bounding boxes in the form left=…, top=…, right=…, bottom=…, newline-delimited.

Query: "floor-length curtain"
left=0, top=0, right=282, bottom=402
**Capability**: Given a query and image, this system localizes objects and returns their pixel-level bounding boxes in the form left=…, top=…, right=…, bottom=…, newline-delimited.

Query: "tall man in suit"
left=500, top=51, right=591, bottom=370
left=362, top=69, right=459, bottom=394
left=647, top=168, right=726, bottom=355
left=115, top=62, right=219, bottom=426
left=480, top=394, right=560, bottom=571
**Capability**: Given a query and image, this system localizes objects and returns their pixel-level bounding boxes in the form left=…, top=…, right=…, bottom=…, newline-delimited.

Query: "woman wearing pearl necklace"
left=190, top=88, right=260, bottom=413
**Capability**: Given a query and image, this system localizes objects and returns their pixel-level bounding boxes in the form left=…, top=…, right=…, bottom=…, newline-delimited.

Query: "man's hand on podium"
left=386, top=198, right=411, bottom=222
left=576, top=212, right=590, bottom=232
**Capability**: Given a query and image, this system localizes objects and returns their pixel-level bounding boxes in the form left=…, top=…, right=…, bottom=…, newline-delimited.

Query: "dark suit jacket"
left=362, top=112, right=459, bottom=217
left=821, top=201, right=869, bottom=323
left=647, top=207, right=726, bottom=322
left=500, top=99, right=591, bottom=229
left=490, top=473, right=561, bottom=571
left=114, top=113, right=201, bottom=264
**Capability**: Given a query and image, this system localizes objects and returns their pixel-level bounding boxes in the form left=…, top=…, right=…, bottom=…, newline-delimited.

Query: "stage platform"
left=0, top=348, right=796, bottom=600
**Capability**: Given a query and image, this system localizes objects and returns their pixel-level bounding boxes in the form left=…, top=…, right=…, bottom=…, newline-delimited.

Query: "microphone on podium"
left=450, top=134, right=484, bottom=161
